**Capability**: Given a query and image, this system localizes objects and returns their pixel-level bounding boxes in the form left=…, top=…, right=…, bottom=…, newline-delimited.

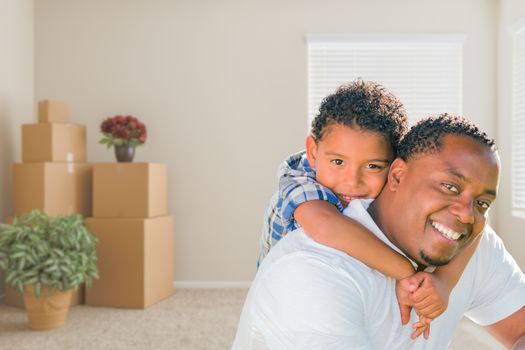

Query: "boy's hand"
left=411, top=315, right=431, bottom=340
left=410, top=272, right=449, bottom=320
left=396, top=276, right=419, bottom=325
left=396, top=272, right=451, bottom=340
left=396, top=276, right=431, bottom=339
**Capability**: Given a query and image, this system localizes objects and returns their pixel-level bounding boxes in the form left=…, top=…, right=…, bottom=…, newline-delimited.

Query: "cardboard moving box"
left=93, top=163, right=167, bottom=218
left=22, top=123, right=86, bottom=162
left=38, top=100, right=69, bottom=123
left=85, top=215, right=174, bottom=309
left=12, top=163, right=93, bottom=217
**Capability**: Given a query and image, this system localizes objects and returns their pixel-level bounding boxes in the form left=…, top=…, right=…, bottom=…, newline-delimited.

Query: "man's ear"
left=305, top=135, right=317, bottom=169
left=388, top=158, right=407, bottom=191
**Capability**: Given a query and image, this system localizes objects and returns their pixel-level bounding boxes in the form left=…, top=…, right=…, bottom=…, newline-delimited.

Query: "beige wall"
left=0, top=0, right=34, bottom=294
left=496, top=0, right=525, bottom=269
left=34, top=0, right=498, bottom=284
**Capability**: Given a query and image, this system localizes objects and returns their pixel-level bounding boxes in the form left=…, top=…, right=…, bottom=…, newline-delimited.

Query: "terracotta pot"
left=114, top=144, right=135, bottom=162
left=23, top=285, right=73, bottom=331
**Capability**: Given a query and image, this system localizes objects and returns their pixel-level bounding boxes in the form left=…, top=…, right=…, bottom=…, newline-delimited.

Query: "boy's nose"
left=343, top=168, right=363, bottom=189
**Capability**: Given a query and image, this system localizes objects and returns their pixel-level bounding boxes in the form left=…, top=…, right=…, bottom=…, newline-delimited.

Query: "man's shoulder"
left=247, top=230, right=401, bottom=349
left=461, top=226, right=507, bottom=279
left=474, top=225, right=506, bottom=257
left=457, top=225, right=525, bottom=327
left=259, top=230, right=388, bottom=291
left=469, top=225, right=524, bottom=280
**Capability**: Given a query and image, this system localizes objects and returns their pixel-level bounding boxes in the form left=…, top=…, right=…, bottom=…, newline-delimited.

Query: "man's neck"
left=367, top=199, right=393, bottom=245
left=368, top=198, right=427, bottom=271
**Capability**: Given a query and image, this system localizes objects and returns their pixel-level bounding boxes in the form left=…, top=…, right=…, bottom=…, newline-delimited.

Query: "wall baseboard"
left=173, top=281, right=251, bottom=289
left=0, top=283, right=251, bottom=302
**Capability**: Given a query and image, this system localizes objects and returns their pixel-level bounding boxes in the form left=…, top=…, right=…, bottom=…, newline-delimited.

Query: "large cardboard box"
left=38, top=100, right=69, bottom=123
left=12, top=163, right=92, bottom=217
left=93, top=163, right=167, bottom=218
left=4, top=284, right=84, bottom=308
left=22, top=123, right=86, bottom=162
left=85, top=215, right=174, bottom=309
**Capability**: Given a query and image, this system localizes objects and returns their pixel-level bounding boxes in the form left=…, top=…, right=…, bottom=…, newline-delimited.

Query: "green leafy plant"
left=0, top=210, right=99, bottom=297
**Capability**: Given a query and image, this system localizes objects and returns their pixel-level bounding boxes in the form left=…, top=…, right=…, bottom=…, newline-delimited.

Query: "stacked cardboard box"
left=4, top=100, right=91, bottom=308
left=86, top=163, right=174, bottom=309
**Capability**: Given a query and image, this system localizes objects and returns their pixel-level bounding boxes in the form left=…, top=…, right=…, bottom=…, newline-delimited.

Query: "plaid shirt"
left=258, top=151, right=344, bottom=266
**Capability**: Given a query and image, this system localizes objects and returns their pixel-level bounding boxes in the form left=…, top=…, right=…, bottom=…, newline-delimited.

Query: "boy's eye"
left=442, top=183, right=459, bottom=194
left=331, top=159, right=344, bottom=166
left=366, top=164, right=382, bottom=170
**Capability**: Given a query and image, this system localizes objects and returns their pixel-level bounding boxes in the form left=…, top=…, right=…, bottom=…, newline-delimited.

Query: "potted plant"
left=99, top=114, right=147, bottom=162
left=0, top=210, right=99, bottom=330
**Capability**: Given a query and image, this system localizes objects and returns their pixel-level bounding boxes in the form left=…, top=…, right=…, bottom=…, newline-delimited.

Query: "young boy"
left=258, top=80, right=480, bottom=339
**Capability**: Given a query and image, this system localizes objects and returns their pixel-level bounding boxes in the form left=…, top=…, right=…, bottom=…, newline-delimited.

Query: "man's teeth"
left=431, top=221, right=462, bottom=241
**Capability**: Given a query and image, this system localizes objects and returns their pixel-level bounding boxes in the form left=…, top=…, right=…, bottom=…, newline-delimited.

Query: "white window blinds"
left=307, top=35, right=463, bottom=126
left=512, top=27, right=525, bottom=218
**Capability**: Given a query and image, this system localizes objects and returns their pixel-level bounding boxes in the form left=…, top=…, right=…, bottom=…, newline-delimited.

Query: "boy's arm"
left=294, top=200, right=415, bottom=280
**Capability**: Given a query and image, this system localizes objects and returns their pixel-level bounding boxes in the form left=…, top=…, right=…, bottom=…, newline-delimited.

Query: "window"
left=512, top=26, right=525, bottom=218
left=307, top=35, right=463, bottom=126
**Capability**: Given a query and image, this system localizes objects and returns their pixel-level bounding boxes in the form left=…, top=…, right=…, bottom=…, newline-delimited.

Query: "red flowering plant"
left=99, top=115, right=147, bottom=148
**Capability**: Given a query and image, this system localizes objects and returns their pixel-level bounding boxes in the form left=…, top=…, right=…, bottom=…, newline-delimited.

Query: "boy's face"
left=306, top=123, right=394, bottom=207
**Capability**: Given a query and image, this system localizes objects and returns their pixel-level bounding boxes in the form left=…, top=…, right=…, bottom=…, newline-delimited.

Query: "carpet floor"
left=0, top=288, right=504, bottom=350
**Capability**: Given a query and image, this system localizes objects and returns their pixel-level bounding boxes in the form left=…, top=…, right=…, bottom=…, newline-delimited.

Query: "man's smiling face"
left=383, top=134, right=500, bottom=267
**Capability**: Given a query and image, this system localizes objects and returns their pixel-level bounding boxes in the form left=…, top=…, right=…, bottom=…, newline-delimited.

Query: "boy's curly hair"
left=397, top=113, right=497, bottom=161
left=311, top=80, right=408, bottom=154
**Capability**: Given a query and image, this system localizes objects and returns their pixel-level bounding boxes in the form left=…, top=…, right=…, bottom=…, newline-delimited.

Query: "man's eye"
left=331, top=159, right=344, bottom=166
left=442, top=183, right=459, bottom=193
left=477, top=200, right=491, bottom=210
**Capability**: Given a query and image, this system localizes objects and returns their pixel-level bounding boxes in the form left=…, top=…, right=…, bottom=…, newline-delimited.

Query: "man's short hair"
left=311, top=79, right=408, bottom=155
left=397, top=113, right=497, bottom=161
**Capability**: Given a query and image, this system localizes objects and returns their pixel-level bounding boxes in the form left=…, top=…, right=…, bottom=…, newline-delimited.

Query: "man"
left=232, top=114, right=525, bottom=349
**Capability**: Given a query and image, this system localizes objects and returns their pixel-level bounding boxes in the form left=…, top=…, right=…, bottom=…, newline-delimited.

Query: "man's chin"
left=420, top=251, right=452, bottom=267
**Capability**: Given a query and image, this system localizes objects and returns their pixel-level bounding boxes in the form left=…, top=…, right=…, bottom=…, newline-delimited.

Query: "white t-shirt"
left=232, top=200, right=525, bottom=350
